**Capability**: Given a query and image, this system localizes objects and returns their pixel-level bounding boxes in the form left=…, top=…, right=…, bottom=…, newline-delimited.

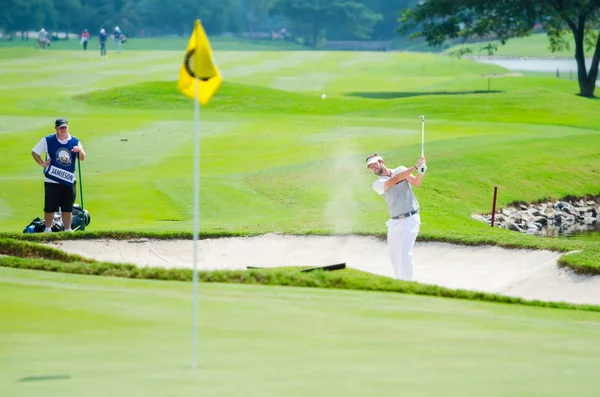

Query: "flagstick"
left=192, top=76, right=200, bottom=369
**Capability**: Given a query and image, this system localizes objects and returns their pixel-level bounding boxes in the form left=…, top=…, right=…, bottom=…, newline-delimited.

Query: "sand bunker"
left=46, top=234, right=600, bottom=305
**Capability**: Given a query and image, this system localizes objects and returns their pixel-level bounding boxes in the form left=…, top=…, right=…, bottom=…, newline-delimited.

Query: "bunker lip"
left=46, top=234, right=600, bottom=306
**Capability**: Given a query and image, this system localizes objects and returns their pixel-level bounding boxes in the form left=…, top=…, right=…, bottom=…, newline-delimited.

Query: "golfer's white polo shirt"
left=373, top=166, right=419, bottom=217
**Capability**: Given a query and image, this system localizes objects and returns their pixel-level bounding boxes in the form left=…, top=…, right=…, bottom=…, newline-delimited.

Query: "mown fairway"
left=2, top=267, right=600, bottom=397
left=1, top=47, right=599, bottom=241
left=445, top=33, right=577, bottom=57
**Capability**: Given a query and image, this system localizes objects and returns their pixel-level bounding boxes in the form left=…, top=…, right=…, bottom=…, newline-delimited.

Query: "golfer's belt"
left=391, top=209, right=419, bottom=220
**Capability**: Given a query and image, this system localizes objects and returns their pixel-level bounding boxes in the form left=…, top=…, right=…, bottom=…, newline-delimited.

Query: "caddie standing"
left=31, top=118, right=86, bottom=232
left=366, top=153, right=426, bottom=280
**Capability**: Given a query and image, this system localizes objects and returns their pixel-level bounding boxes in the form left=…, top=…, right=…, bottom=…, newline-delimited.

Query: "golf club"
left=77, top=153, right=85, bottom=231
left=418, top=115, right=427, bottom=174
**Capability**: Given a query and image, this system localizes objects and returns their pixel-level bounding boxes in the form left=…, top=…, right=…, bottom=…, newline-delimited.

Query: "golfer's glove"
left=418, top=162, right=427, bottom=175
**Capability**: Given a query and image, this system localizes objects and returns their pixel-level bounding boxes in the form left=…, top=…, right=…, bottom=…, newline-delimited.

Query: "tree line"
left=0, top=0, right=418, bottom=45
left=4, top=0, right=599, bottom=96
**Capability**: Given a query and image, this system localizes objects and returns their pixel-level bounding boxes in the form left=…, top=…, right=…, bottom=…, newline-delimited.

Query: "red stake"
left=491, top=186, right=498, bottom=227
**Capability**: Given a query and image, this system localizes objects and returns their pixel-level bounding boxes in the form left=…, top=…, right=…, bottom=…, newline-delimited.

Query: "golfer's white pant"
left=386, top=214, right=420, bottom=281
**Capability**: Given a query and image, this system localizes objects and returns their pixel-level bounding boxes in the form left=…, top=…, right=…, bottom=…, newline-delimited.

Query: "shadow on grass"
left=346, top=90, right=503, bottom=99
left=18, top=374, right=71, bottom=382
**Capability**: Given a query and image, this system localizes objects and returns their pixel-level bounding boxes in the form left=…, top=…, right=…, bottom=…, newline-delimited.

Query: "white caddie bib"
left=47, top=165, right=76, bottom=184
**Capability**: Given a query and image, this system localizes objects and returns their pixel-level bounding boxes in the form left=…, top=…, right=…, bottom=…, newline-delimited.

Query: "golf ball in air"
left=321, top=94, right=326, bottom=99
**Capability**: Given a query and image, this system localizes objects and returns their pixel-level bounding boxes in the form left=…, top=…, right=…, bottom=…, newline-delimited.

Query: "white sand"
left=46, top=234, right=600, bottom=305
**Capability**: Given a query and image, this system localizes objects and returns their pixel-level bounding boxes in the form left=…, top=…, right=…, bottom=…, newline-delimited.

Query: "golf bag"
left=23, top=218, right=46, bottom=233
left=22, top=204, right=91, bottom=233
left=71, top=204, right=91, bottom=231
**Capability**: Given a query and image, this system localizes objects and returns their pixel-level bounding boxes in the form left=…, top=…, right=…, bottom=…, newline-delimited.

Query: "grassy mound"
left=557, top=247, right=600, bottom=273
left=2, top=249, right=599, bottom=312
left=76, top=79, right=600, bottom=129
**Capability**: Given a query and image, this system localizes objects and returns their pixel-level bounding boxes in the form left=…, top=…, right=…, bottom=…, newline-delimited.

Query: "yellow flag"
left=177, top=19, right=222, bottom=105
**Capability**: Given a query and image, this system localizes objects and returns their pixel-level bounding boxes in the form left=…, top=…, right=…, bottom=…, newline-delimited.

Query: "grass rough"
left=2, top=255, right=600, bottom=312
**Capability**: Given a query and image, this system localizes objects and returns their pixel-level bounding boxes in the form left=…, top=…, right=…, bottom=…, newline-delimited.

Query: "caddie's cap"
left=55, top=118, right=68, bottom=128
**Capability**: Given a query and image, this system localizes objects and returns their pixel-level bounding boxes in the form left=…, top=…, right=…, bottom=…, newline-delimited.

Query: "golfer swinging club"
left=366, top=152, right=426, bottom=281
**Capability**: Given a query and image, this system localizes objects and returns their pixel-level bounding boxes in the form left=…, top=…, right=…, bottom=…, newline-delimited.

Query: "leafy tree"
left=241, top=0, right=279, bottom=34
left=52, top=0, right=82, bottom=37
left=367, top=0, right=417, bottom=40
left=1, top=1, right=14, bottom=34
left=78, top=0, right=116, bottom=34
left=105, top=0, right=142, bottom=35
left=4, top=0, right=55, bottom=37
left=279, top=0, right=381, bottom=47
left=329, top=1, right=382, bottom=40
left=400, top=0, right=600, bottom=97
left=139, top=0, right=240, bottom=35
left=70, top=0, right=142, bottom=37
left=197, top=0, right=239, bottom=34
left=138, top=0, right=192, bottom=35
left=0, top=0, right=26, bottom=32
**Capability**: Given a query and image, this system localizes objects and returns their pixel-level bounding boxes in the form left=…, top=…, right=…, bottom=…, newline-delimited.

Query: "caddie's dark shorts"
left=44, top=182, right=77, bottom=213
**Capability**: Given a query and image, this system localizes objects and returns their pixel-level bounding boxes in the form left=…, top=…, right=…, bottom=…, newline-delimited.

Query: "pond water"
left=474, top=57, right=585, bottom=72
left=474, top=57, right=600, bottom=86
left=531, top=223, right=600, bottom=241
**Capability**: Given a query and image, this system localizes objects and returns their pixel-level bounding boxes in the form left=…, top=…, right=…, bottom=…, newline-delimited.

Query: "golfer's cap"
left=55, top=118, right=68, bottom=128
left=366, top=155, right=383, bottom=166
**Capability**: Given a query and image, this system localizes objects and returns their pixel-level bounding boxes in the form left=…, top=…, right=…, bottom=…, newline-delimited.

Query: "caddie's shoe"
left=44, top=228, right=52, bottom=233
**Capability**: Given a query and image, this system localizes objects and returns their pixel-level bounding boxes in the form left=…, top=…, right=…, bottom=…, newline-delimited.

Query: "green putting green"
left=2, top=267, right=600, bottom=397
